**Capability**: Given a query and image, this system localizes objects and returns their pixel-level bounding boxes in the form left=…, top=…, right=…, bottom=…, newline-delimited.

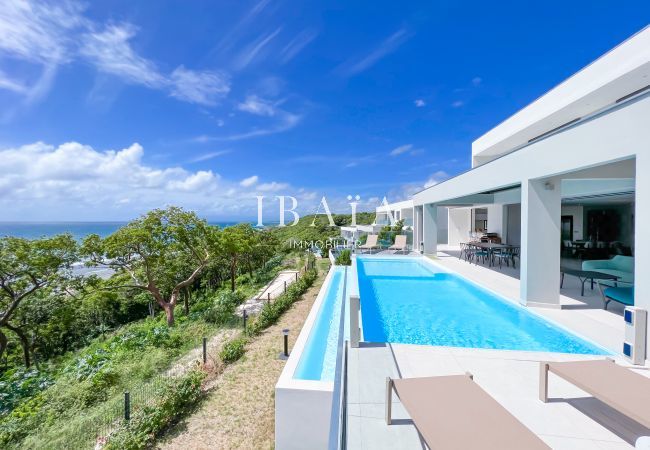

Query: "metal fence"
left=59, top=338, right=216, bottom=449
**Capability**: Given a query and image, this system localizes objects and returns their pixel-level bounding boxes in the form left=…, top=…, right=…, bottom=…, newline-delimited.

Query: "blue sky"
left=0, top=0, right=648, bottom=221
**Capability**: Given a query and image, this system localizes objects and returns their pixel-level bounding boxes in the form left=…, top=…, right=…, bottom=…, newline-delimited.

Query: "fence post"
left=350, top=295, right=360, bottom=348
left=295, top=272, right=298, bottom=282
left=243, top=309, right=248, bottom=331
left=267, top=292, right=271, bottom=304
left=202, top=337, right=207, bottom=364
left=124, top=391, right=131, bottom=422
left=284, top=280, right=287, bottom=293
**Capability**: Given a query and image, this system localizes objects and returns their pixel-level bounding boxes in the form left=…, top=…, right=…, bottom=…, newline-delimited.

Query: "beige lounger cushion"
left=393, top=375, right=549, bottom=450
left=389, top=235, right=407, bottom=249
left=359, top=235, right=378, bottom=248
left=546, top=360, right=650, bottom=428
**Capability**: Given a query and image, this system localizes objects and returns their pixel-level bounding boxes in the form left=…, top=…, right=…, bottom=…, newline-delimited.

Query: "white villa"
left=278, top=27, right=650, bottom=450
left=412, top=25, right=648, bottom=327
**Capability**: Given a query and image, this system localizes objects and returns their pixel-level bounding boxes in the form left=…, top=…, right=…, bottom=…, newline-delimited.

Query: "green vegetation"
left=104, top=370, right=206, bottom=450
left=0, top=206, right=357, bottom=448
left=335, top=249, right=352, bottom=266
left=378, top=219, right=405, bottom=245
left=270, top=212, right=375, bottom=252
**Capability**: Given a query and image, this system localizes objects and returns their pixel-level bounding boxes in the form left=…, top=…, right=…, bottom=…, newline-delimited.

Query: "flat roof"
left=376, top=199, right=413, bottom=212
left=472, top=26, right=650, bottom=163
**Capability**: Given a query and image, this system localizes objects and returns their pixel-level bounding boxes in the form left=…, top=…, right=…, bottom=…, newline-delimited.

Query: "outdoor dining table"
left=461, top=242, right=520, bottom=267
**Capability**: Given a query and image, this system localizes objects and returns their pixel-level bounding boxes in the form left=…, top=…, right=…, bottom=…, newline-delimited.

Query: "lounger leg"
left=539, top=363, right=549, bottom=402
left=385, top=377, right=393, bottom=425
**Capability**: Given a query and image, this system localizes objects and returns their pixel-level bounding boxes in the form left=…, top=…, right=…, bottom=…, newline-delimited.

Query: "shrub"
left=248, top=269, right=317, bottom=336
left=104, top=370, right=206, bottom=450
left=0, top=368, right=53, bottom=416
left=203, top=290, right=245, bottom=325
left=219, top=336, right=247, bottom=364
left=335, top=249, right=351, bottom=266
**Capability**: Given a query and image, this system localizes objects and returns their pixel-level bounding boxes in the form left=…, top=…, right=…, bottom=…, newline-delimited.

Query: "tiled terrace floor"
left=347, top=249, right=648, bottom=449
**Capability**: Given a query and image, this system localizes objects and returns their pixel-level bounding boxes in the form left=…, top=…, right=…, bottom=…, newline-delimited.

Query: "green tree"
left=81, top=207, right=215, bottom=326
left=0, top=234, right=77, bottom=367
left=217, top=224, right=255, bottom=291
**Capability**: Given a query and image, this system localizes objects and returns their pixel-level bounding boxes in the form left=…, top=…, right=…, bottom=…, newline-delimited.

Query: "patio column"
left=520, top=178, right=561, bottom=307
left=423, top=203, right=438, bottom=255
left=635, top=152, right=650, bottom=360
left=414, top=205, right=423, bottom=253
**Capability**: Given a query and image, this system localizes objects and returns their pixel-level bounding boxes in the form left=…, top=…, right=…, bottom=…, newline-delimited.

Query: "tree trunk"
left=163, top=303, right=175, bottom=326
left=5, top=323, right=31, bottom=368
left=0, top=329, right=7, bottom=364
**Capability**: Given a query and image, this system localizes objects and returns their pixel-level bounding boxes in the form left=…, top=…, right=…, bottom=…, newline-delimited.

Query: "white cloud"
left=414, top=99, right=426, bottom=107
left=472, top=76, right=482, bottom=87
left=257, top=181, right=289, bottom=192
left=240, top=175, right=259, bottom=187
left=169, top=66, right=230, bottom=106
left=280, top=29, right=318, bottom=64
left=0, top=1, right=230, bottom=108
left=198, top=110, right=301, bottom=142
left=189, top=150, right=230, bottom=163
left=337, top=28, right=412, bottom=77
left=451, top=100, right=464, bottom=108
left=424, top=171, right=449, bottom=188
left=389, top=144, right=412, bottom=156
left=80, top=23, right=166, bottom=88
left=390, top=144, right=418, bottom=157
left=167, top=170, right=218, bottom=192
left=237, top=95, right=276, bottom=116
left=0, top=0, right=85, bottom=65
left=0, top=141, right=301, bottom=220
left=233, top=27, right=282, bottom=70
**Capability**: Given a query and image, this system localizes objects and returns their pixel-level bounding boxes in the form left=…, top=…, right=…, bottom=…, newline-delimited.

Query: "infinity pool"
left=294, top=267, right=348, bottom=381
left=358, top=257, right=609, bottom=355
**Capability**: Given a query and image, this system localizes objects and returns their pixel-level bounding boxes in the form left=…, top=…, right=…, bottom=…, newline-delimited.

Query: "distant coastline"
left=0, top=221, right=252, bottom=240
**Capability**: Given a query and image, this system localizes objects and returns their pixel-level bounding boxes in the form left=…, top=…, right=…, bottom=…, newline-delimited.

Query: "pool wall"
left=275, top=265, right=340, bottom=450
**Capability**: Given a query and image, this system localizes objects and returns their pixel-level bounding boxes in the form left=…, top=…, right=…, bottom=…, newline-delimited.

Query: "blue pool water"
left=358, top=257, right=609, bottom=355
left=294, top=267, right=348, bottom=381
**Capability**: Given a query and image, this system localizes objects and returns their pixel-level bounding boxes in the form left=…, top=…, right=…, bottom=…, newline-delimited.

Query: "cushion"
left=604, top=287, right=635, bottom=306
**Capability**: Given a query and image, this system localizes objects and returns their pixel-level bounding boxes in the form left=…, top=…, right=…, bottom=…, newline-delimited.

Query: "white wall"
left=437, top=207, right=448, bottom=244
left=520, top=177, right=562, bottom=307
left=506, top=204, right=521, bottom=246
left=447, top=208, right=472, bottom=247
left=486, top=204, right=505, bottom=236
left=560, top=205, right=584, bottom=240
left=635, top=150, right=649, bottom=358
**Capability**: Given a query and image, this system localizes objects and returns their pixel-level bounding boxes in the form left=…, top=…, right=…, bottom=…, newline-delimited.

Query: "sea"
left=0, top=221, right=246, bottom=240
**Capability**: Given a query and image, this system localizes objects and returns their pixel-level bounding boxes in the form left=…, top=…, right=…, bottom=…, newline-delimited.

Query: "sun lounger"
left=386, top=374, right=549, bottom=449
left=388, top=235, right=408, bottom=254
left=539, top=359, right=650, bottom=428
left=358, top=234, right=379, bottom=254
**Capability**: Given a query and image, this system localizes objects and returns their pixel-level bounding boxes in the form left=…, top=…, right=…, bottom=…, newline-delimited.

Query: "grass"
left=1, top=258, right=295, bottom=449
left=157, top=259, right=330, bottom=449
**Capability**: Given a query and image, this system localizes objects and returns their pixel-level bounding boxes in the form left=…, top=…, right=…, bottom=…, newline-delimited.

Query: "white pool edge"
left=275, top=265, right=337, bottom=450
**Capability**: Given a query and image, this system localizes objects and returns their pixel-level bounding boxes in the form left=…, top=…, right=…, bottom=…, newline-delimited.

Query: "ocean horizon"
left=0, top=221, right=257, bottom=240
